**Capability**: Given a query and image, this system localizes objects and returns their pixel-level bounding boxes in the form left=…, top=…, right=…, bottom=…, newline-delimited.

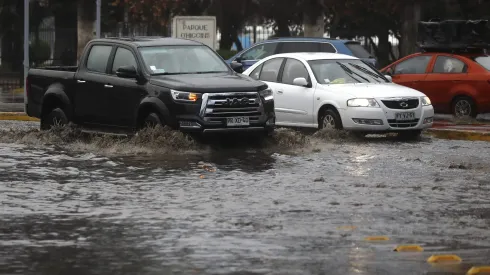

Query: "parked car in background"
left=26, top=37, right=275, bottom=137
left=226, top=37, right=377, bottom=71
left=380, top=51, right=490, bottom=118
left=242, top=52, right=434, bottom=138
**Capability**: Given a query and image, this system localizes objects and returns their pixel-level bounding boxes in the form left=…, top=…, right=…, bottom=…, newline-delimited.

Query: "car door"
left=423, top=55, right=469, bottom=112
left=105, top=46, right=147, bottom=127
left=253, top=57, right=286, bottom=121
left=236, top=42, right=279, bottom=70
left=74, top=44, right=115, bottom=125
left=274, top=58, right=315, bottom=126
left=390, top=55, right=433, bottom=91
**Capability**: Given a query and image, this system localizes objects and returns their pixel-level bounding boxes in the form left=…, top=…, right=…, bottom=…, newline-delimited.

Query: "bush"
left=29, top=40, right=51, bottom=66
left=217, top=49, right=238, bottom=60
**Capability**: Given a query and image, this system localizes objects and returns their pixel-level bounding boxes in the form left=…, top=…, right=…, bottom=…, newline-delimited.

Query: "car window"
left=320, top=43, right=336, bottom=53
left=433, top=56, right=467, bottom=73
left=241, top=43, right=277, bottom=61
left=259, top=58, right=284, bottom=82
left=394, top=55, right=432, bottom=75
left=250, top=64, right=263, bottom=80
left=345, top=43, right=372, bottom=58
left=279, top=42, right=320, bottom=53
left=281, top=58, right=309, bottom=85
left=473, top=56, right=490, bottom=71
left=86, top=45, right=112, bottom=73
left=111, top=47, right=138, bottom=74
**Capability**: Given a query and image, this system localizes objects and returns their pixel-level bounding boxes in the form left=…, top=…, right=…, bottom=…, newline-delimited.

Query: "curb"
left=0, top=112, right=39, bottom=122
left=426, top=128, right=490, bottom=142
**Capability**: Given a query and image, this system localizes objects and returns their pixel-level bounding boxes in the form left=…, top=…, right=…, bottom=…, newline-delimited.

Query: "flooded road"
left=0, top=121, right=490, bottom=275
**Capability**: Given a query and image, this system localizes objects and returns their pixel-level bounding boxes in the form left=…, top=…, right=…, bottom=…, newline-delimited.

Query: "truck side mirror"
left=230, top=62, right=244, bottom=73
left=116, top=65, right=138, bottom=79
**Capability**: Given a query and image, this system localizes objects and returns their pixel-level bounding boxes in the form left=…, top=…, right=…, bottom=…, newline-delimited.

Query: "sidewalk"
left=427, top=120, right=490, bottom=142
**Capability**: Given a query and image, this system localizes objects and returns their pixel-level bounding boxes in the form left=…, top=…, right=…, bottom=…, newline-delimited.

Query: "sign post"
left=172, top=16, right=217, bottom=49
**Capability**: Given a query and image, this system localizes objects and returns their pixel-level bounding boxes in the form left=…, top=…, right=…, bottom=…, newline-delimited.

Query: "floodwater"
left=0, top=121, right=490, bottom=275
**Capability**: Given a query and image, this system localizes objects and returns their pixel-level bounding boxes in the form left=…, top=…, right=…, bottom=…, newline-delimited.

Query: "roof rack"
left=417, top=19, right=490, bottom=53
left=103, top=36, right=167, bottom=41
left=267, top=36, right=339, bottom=40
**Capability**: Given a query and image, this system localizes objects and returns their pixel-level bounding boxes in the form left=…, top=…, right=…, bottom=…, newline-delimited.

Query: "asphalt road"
left=0, top=121, right=489, bottom=275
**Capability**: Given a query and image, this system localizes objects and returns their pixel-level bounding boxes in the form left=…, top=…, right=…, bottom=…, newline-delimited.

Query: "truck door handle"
left=277, top=90, right=283, bottom=94
left=77, top=80, right=86, bottom=83
left=104, top=84, right=113, bottom=88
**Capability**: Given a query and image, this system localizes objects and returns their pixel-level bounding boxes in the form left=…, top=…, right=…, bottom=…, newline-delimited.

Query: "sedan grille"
left=381, top=98, right=419, bottom=110
left=387, top=118, right=419, bottom=128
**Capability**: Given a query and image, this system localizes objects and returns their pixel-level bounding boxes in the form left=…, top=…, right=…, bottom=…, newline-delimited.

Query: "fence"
left=0, top=21, right=399, bottom=111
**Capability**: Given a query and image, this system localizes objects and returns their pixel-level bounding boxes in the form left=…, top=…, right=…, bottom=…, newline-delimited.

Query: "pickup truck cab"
left=26, top=37, right=275, bottom=136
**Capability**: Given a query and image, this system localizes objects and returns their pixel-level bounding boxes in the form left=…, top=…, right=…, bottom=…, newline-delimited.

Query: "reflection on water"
left=0, top=124, right=490, bottom=274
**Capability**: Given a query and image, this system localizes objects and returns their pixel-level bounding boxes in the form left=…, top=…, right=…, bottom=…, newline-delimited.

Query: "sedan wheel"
left=319, top=108, right=343, bottom=130
left=453, top=97, right=477, bottom=118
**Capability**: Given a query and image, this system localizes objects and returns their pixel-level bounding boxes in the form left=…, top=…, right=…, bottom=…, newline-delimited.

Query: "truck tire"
left=142, top=112, right=164, bottom=129
left=40, top=108, right=68, bottom=130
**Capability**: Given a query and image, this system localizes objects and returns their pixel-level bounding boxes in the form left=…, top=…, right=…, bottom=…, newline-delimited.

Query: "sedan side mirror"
left=293, top=77, right=309, bottom=87
left=384, top=75, right=393, bottom=82
left=230, top=61, right=244, bottom=73
left=116, top=65, right=138, bottom=79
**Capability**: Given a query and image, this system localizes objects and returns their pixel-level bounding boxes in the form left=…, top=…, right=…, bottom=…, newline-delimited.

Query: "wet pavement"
left=0, top=121, right=490, bottom=275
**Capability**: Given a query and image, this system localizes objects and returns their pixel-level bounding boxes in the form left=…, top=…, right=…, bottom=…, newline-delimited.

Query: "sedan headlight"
left=259, top=88, right=273, bottom=101
left=171, top=90, right=201, bottom=102
left=347, top=98, right=380, bottom=108
left=422, top=96, right=432, bottom=106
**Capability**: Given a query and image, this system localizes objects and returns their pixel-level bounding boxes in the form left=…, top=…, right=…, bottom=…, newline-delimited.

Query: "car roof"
left=267, top=52, right=358, bottom=61
left=94, top=37, right=203, bottom=47
left=262, top=37, right=356, bottom=44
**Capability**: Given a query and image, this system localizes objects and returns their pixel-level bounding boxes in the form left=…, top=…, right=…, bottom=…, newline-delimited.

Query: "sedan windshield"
left=139, top=45, right=229, bottom=75
left=308, top=59, right=388, bottom=84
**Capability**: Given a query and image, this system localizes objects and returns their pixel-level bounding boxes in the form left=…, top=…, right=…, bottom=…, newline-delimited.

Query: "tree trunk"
left=53, top=3, right=77, bottom=65
left=77, top=0, right=95, bottom=62
left=400, top=2, right=421, bottom=58
left=304, top=12, right=324, bottom=37
left=276, top=19, right=290, bottom=36
left=376, top=29, right=390, bottom=68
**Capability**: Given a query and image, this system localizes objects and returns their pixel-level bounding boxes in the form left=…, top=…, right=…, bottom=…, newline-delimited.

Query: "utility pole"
left=24, top=0, right=29, bottom=110
left=96, top=0, right=101, bottom=38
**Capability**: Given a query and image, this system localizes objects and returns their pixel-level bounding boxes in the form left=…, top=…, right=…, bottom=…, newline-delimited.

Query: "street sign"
left=172, top=16, right=217, bottom=49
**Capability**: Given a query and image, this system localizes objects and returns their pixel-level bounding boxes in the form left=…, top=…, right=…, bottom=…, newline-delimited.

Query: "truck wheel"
left=319, top=108, right=343, bottom=130
left=452, top=96, right=477, bottom=118
left=40, top=108, right=68, bottom=130
left=142, top=113, right=164, bottom=128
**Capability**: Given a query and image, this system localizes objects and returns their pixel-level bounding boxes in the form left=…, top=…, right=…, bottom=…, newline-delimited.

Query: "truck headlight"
left=259, top=88, right=273, bottom=101
left=347, top=98, right=379, bottom=108
left=422, top=96, right=432, bottom=106
left=171, top=90, right=201, bottom=102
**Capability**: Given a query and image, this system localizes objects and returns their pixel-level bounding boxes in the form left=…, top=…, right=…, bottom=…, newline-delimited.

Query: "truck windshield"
left=308, top=59, right=388, bottom=84
left=139, top=45, right=229, bottom=75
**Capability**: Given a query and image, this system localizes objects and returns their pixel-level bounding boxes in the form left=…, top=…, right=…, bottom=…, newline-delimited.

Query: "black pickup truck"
left=26, top=37, right=275, bottom=136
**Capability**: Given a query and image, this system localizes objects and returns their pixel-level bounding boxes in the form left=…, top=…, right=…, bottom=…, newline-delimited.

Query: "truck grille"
left=200, top=92, right=262, bottom=123
left=381, top=98, right=419, bottom=110
left=387, top=119, right=419, bottom=128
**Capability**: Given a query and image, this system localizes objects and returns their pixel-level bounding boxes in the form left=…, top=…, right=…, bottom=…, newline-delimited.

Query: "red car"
left=380, top=52, right=490, bottom=118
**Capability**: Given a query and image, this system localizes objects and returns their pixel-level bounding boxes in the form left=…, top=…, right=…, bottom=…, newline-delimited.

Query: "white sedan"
left=241, top=52, right=434, bottom=138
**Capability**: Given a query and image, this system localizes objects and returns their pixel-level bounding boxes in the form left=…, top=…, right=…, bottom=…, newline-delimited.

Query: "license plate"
left=395, top=112, right=415, bottom=121
left=226, top=117, right=250, bottom=126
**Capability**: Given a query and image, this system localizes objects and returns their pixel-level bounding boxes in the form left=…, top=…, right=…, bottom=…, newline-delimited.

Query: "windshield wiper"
left=151, top=72, right=195, bottom=76
left=347, top=63, right=383, bottom=83
left=193, top=71, right=228, bottom=74
left=336, top=62, right=369, bottom=83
